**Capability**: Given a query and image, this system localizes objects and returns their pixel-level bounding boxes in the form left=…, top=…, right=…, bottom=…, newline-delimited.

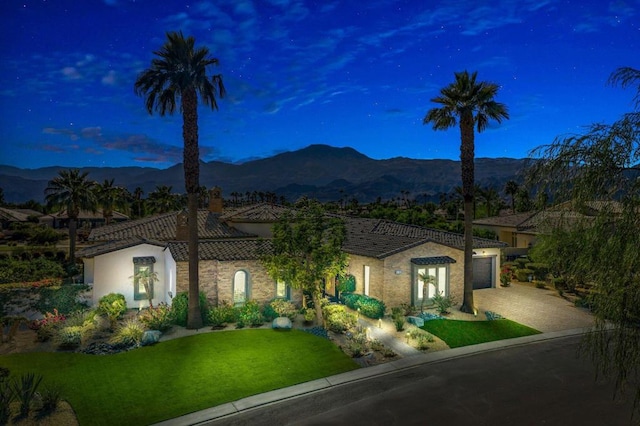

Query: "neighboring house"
left=42, top=209, right=129, bottom=231
left=80, top=188, right=506, bottom=311
left=0, top=207, right=43, bottom=230
left=473, top=212, right=538, bottom=259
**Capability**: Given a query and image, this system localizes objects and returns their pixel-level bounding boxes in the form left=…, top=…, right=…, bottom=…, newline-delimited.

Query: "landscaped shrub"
left=110, top=319, right=144, bottom=346
left=525, top=263, right=550, bottom=280
left=322, top=304, right=357, bottom=333
left=28, top=309, right=66, bottom=341
left=336, top=274, right=356, bottom=293
left=341, top=293, right=386, bottom=319
left=236, top=300, right=264, bottom=328
left=263, top=298, right=298, bottom=321
left=0, top=367, right=13, bottom=424
left=171, top=291, right=210, bottom=326
left=139, top=302, right=174, bottom=331
left=391, top=306, right=405, bottom=331
left=303, top=308, right=315, bottom=323
left=515, top=268, right=534, bottom=282
left=36, top=284, right=89, bottom=315
left=97, top=293, right=127, bottom=329
left=432, top=291, right=455, bottom=315
left=0, top=257, right=64, bottom=284
left=515, top=257, right=529, bottom=269
left=11, top=372, right=43, bottom=416
left=56, top=325, right=85, bottom=349
left=40, top=383, right=63, bottom=413
left=207, top=301, right=236, bottom=328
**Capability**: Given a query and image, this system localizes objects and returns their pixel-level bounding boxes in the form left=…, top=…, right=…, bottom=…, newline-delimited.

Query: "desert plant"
left=0, top=367, right=12, bottom=424
left=322, top=304, right=357, bottom=334
left=12, top=372, right=43, bottom=416
left=56, top=325, right=84, bottom=349
left=347, top=341, right=364, bottom=357
left=111, top=319, right=144, bottom=347
left=432, top=291, right=455, bottom=315
left=399, top=303, right=416, bottom=316
left=393, top=315, right=405, bottom=331
left=40, top=383, right=63, bottom=413
left=418, top=272, right=436, bottom=313
left=139, top=303, right=174, bottom=331
left=130, top=267, right=159, bottom=308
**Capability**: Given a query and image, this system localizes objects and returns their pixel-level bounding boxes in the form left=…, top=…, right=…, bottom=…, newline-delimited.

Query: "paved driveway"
left=474, top=283, right=595, bottom=332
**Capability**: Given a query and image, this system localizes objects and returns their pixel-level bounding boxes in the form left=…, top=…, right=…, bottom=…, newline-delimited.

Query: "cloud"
left=101, top=70, right=117, bottom=86
left=61, top=66, right=82, bottom=80
left=42, top=127, right=79, bottom=140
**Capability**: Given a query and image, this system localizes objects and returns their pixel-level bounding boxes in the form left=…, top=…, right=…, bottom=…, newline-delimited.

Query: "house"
left=473, top=201, right=622, bottom=260
left=79, top=188, right=506, bottom=311
left=0, top=207, right=43, bottom=230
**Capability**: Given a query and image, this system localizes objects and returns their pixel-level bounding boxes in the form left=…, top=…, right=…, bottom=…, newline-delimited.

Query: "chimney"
left=176, top=210, right=189, bottom=241
left=209, top=186, right=223, bottom=213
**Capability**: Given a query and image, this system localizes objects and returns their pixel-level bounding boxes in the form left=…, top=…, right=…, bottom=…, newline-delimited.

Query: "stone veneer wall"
left=176, top=259, right=302, bottom=307
left=345, top=254, right=385, bottom=300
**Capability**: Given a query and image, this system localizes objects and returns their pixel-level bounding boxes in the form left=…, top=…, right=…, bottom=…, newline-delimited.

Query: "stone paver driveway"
left=473, top=283, right=595, bottom=332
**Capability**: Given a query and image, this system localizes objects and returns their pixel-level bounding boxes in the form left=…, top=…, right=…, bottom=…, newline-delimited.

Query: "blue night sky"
left=1, top=0, right=638, bottom=169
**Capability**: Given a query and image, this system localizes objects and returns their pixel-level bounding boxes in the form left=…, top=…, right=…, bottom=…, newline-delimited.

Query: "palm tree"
left=132, top=187, right=145, bottom=219
left=45, top=169, right=97, bottom=266
left=94, top=179, right=128, bottom=225
left=423, top=70, right=509, bottom=314
left=504, top=180, right=519, bottom=214
left=147, top=185, right=181, bottom=214
left=483, top=186, right=500, bottom=217
left=135, top=31, right=225, bottom=329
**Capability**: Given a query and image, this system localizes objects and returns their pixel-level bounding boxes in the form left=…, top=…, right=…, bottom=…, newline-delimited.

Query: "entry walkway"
left=357, top=319, right=421, bottom=357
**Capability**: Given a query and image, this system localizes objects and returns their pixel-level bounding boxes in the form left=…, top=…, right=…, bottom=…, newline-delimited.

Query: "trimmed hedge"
left=171, top=292, right=210, bottom=326
left=525, top=263, right=550, bottom=280
left=341, top=293, right=386, bottom=319
left=515, top=268, right=534, bottom=282
left=336, top=274, right=356, bottom=293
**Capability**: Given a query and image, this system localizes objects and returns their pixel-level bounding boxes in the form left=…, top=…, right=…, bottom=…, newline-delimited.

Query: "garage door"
left=473, top=257, right=493, bottom=289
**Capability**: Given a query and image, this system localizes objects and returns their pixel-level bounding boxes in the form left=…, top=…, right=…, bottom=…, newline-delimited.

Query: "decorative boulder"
left=141, top=330, right=162, bottom=346
left=407, top=316, right=425, bottom=327
left=272, top=317, right=293, bottom=330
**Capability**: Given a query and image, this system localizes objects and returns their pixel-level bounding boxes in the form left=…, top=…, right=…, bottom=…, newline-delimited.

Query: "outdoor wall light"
left=394, top=270, right=402, bottom=275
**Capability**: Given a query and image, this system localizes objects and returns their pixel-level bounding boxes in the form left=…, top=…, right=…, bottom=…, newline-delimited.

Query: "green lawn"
left=0, top=329, right=358, bottom=425
left=421, top=319, right=541, bottom=348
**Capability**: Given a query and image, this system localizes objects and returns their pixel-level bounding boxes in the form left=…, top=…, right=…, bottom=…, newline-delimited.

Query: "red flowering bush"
left=28, top=309, right=67, bottom=341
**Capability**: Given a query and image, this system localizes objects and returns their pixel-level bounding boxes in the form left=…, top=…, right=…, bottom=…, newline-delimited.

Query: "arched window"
left=233, top=270, right=249, bottom=305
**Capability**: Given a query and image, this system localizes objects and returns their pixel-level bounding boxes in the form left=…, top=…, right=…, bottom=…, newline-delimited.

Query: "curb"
left=152, top=327, right=592, bottom=426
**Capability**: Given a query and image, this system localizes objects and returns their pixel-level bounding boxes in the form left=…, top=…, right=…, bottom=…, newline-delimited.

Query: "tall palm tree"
left=132, top=187, right=145, bottom=219
left=45, top=169, right=97, bottom=267
left=94, top=179, right=128, bottom=225
left=504, top=180, right=519, bottom=214
left=135, top=31, right=225, bottom=329
left=423, top=70, right=509, bottom=314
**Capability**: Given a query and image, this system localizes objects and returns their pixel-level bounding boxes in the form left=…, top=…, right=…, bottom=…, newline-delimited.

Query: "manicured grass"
left=0, top=329, right=358, bottom=425
left=421, top=319, right=541, bottom=348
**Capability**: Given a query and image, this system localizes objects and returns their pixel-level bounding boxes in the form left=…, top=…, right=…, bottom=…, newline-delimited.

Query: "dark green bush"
left=171, top=292, right=210, bottom=327
left=36, top=284, right=89, bottom=315
left=341, top=293, right=386, bottom=319
left=0, top=257, right=65, bottom=284
left=336, top=274, right=356, bottom=293
left=515, top=257, right=530, bottom=269
left=236, top=300, right=264, bottom=328
left=515, top=268, right=534, bottom=282
left=525, top=263, right=550, bottom=280
left=207, top=301, right=236, bottom=327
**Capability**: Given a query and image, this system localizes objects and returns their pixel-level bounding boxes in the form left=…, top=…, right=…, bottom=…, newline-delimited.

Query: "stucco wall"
left=89, top=244, right=168, bottom=309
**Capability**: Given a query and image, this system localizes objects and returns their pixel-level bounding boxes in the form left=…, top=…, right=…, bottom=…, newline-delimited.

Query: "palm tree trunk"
left=459, top=111, right=476, bottom=314
left=183, top=88, right=203, bottom=329
left=68, top=217, right=77, bottom=267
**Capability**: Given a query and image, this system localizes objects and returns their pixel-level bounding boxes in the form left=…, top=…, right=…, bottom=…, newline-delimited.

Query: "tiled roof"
left=0, top=208, right=42, bottom=222
left=342, top=217, right=506, bottom=259
left=78, top=237, right=166, bottom=258
left=411, top=256, right=457, bottom=265
left=88, top=210, right=254, bottom=242
left=473, top=212, right=537, bottom=228
left=168, top=239, right=272, bottom=261
left=47, top=209, right=129, bottom=220
left=221, top=203, right=291, bottom=222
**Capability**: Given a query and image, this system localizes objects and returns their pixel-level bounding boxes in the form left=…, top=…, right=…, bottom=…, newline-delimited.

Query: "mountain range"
left=0, top=144, right=528, bottom=204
